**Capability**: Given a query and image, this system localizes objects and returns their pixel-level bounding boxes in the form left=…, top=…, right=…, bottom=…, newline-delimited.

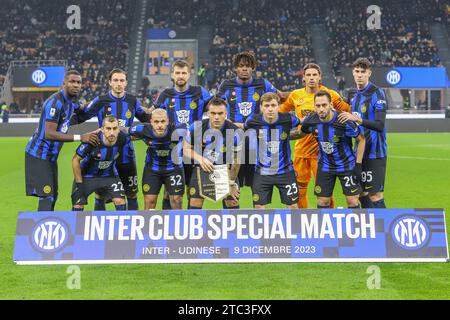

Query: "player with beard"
left=25, top=70, right=99, bottom=211
left=299, top=91, right=365, bottom=208
left=154, top=60, right=213, bottom=210
left=70, top=68, right=150, bottom=211
left=71, top=116, right=129, bottom=211
left=217, top=51, right=289, bottom=208
left=281, top=63, right=350, bottom=208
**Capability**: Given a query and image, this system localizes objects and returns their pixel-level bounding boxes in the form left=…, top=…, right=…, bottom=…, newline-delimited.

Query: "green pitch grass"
left=0, top=133, right=449, bottom=299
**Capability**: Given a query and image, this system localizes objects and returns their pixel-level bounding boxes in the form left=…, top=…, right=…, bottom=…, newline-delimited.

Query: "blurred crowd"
left=1, top=0, right=449, bottom=114
left=0, top=0, right=134, bottom=108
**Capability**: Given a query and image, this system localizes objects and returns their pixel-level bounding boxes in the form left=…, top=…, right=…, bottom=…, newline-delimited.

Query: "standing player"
left=217, top=51, right=289, bottom=207
left=154, top=60, right=213, bottom=209
left=183, top=97, right=241, bottom=210
left=337, top=58, right=387, bottom=208
left=127, top=109, right=185, bottom=210
left=244, top=93, right=300, bottom=209
left=25, top=70, right=99, bottom=211
left=71, top=116, right=128, bottom=211
left=280, top=63, right=351, bottom=208
left=298, top=91, right=366, bottom=208
left=70, top=68, right=150, bottom=210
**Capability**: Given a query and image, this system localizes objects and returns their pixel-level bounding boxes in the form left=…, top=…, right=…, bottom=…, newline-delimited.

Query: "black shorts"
left=72, top=177, right=125, bottom=205
left=237, top=164, right=255, bottom=187
left=25, top=153, right=58, bottom=197
left=361, top=157, right=387, bottom=193
left=315, top=169, right=363, bottom=197
left=142, top=167, right=185, bottom=196
left=183, top=163, right=194, bottom=187
left=237, top=134, right=256, bottom=187
left=116, top=162, right=138, bottom=196
left=188, top=166, right=237, bottom=201
left=252, top=171, right=298, bottom=206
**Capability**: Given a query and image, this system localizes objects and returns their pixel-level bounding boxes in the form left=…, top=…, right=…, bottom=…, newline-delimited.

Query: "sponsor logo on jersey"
left=176, top=110, right=190, bottom=124
left=98, top=161, right=113, bottom=170
left=320, top=142, right=334, bottom=154
left=238, top=102, right=253, bottom=116
left=205, top=150, right=219, bottom=162
left=268, top=141, right=280, bottom=153
left=156, top=150, right=170, bottom=157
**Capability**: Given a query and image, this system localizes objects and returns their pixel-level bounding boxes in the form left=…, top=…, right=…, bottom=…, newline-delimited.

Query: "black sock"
left=317, top=205, right=330, bottom=208
left=115, top=204, right=127, bottom=210
left=38, top=196, right=55, bottom=211
left=348, top=204, right=361, bottom=209
left=127, top=198, right=138, bottom=210
left=372, top=199, right=386, bottom=208
left=94, top=199, right=106, bottom=211
left=359, top=195, right=373, bottom=208
left=72, top=207, right=83, bottom=211
left=162, top=197, right=171, bottom=210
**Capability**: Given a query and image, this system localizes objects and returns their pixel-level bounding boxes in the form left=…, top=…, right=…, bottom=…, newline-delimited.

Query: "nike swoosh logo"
left=175, top=189, right=183, bottom=193
left=365, top=186, right=373, bottom=189
left=230, top=98, right=236, bottom=101
left=351, top=189, right=358, bottom=193
left=292, top=197, right=298, bottom=201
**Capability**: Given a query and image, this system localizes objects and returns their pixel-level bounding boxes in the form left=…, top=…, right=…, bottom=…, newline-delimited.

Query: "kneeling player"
left=71, top=116, right=128, bottom=211
left=244, top=93, right=300, bottom=209
left=298, top=91, right=365, bottom=208
left=128, top=109, right=185, bottom=210
left=183, top=97, right=241, bottom=210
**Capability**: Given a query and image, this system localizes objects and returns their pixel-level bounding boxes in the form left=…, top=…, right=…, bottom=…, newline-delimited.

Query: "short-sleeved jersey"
left=76, top=131, right=130, bottom=178
left=244, top=113, right=301, bottom=175
left=301, top=112, right=360, bottom=173
left=70, top=91, right=150, bottom=164
left=217, top=77, right=278, bottom=123
left=186, top=119, right=243, bottom=166
left=155, top=85, right=212, bottom=126
left=129, top=124, right=185, bottom=173
left=279, top=85, right=350, bottom=159
left=350, top=82, right=387, bottom=159
left=26, top=90, right=80, bottom=162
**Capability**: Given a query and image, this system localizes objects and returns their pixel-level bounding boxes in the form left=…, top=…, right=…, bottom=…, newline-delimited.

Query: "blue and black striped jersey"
left=155, top=85, right=212, bottom=126
left=244, top=112, right=300, bottom=175
left=217, top=77, right=278, bottom=123
left=76, top=131, right=130, bottom=178
left=129, top=124, right=185, bottom=173
left=301, top=112, right=361, bottom=173
left=70, top=91, right=150, bottom=164
left=26, top=90, right=79, bottom=162
left=351, top=82, right=387, bottom=159
left=186, top=119, right=243, bottom=166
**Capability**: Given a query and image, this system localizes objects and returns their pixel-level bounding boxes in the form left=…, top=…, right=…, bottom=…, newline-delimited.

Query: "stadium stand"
left=0, top=0, right=135, bottom=111
left=1, top=0, right=449, bottom=111
left=325, top=0, right=447, bottom=76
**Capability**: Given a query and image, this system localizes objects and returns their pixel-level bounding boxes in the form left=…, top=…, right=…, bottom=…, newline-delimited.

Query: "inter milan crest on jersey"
left=238, top=102, right=252, bottom=116
left=320, top=141, right=334, bottom=154
left=176, top=110, right=190, bottom=124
